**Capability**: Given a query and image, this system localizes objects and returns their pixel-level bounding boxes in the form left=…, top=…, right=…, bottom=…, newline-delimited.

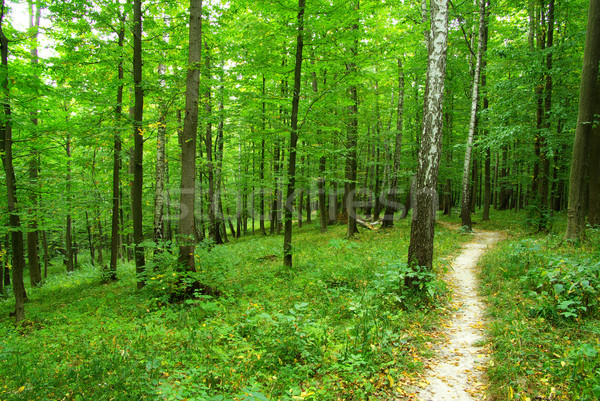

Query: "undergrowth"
left=479, top=217, right=600, bottom=401
left=0, top=218, right=468, bottom=401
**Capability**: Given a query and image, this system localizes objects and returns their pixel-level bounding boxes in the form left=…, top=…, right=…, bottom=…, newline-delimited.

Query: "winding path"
left=407, top=228, right=504, bottom=401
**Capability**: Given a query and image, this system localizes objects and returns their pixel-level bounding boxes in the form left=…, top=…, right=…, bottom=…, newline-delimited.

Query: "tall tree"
left=406, top=0, right=449, bottom=277
left=109, top=15, right=125, bottom=281
left=132, top=0, right=145, bottom=288
left=345, top=2, right=360, bottom=238
left=0, top=0, right=26, bottom=320
left=179, top=0, right=202, bottom=271
left=460, top=0, right=487, bottom=230
left=154, top=14, right=169, bottom=252
left=283, top=0, right=306, bottom=268
left=382, top=58, right=405, bottom=228
left=565, top=0, right=600, bottom=241
left=27, top=0, right=42, bottom=286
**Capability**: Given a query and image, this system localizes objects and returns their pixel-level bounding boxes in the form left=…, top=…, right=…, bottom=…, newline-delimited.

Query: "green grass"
left=0, top=218, right=470, bottom=401
left=478, top=213, right=600, bottom=401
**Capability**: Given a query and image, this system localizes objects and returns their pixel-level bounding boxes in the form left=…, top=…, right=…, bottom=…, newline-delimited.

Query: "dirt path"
left=407, top=228, right=504, bottom=401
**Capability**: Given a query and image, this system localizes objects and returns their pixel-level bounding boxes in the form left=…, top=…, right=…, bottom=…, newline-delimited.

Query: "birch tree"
left=406, top=0, right=449, bottom=279
left=460, top=0, right=487, bottom=230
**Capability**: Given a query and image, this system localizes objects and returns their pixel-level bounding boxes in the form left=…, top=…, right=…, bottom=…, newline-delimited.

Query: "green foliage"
left=480, top=214, right=600, bottom=400
left=0, top=221, right=466, bottom=400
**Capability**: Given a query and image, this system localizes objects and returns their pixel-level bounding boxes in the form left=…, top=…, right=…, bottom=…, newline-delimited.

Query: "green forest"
left=1, top=0, right=599, bottom=399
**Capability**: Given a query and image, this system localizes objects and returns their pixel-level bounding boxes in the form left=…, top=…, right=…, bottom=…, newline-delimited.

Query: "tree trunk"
left=318, top=156, right=327, bottom=233
left=0, top=5, right=27, bottom=320
left=179, top=0, right=202, bottom=272
left=481, top=1, right=491, bottom=221
left=85, top=212, right=94, bottom=267
left=260, top=76, right=267, bottom=235
left=566, top=0, right=600, bottom=240
left=108, top=21, right=124, bottom=281
left=283, top=0, right=305, bottom=268
left=589, top=119, right=600, bottom=226
left=65, top=134, right=74, bottom=272
left=382, top=58, right=405, bottom=228
left=132, top=0, right=146, bottom=288
left=345, top=5, right=360, bottom=237
left=460, top=0, right=486, bottom=230
left=154, top=26, right=168, bottom=252
left=406, top=0, right=449, bottom=277
left=27, top=0, right=42, bottom=287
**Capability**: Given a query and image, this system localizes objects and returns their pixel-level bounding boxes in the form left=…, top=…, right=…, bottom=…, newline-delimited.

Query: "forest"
left=1, top=0, right=599, bottom=399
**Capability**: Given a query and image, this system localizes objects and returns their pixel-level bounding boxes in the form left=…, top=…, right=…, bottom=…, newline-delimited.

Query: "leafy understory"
left=0, top=220, right=468, bottom=401
left=480, top=222, right=600, bottom=401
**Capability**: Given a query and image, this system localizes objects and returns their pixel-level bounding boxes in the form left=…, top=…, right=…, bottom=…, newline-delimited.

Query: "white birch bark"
left=460, top=0, right=487, bottom=229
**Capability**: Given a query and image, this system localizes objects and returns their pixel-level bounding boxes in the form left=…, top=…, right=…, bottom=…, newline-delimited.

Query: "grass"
left=476, top=212, right=600, bottom=400
left=0, top=217, right=470, bottom=401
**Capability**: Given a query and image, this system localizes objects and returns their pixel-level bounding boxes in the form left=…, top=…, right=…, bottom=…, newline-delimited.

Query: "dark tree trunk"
left=566, top=0, right=600, bottom=240
left=0, top=5, right=27, bottom=320
left=132, top=0, right=146, bottom=287
left=318, top=156, right=327, bottom=232
left=260, top=77, right=267, bottom=235
left=382, top=58, right=405, bottom=228
left=108, top=21, right=124, bottom=281
left=65, top=134, right=74, bottom=272
left=283, top=0, right=305, bottom=267
left=345, top=7, right=360, bottom=237
left=27, top=1, right=41, bottom=287
left=179, top=0, right=202, bottom=272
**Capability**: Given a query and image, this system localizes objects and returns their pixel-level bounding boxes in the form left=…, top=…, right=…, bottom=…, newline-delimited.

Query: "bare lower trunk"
left=566, top=0, right=600, bottom=240
left=179, top=0, right=202, bottom=272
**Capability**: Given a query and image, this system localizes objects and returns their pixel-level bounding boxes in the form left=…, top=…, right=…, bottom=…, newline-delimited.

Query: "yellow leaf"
left=17, top=386, right=25, bottom=393
left=508, top=386, right=514, bottom=400
left=561, top=361, right=566, bottom=367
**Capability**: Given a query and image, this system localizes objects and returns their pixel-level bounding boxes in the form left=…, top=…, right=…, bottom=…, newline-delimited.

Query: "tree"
left=132, top=0, right=145, bottom=288
left=406, top=0, right=449, bottom=277
left=283, top=0, right=306, bottom=268
left=27, top=0, right=42, bottom=286
left=179, top=0, right=202, bottom=272
left=460, top=0, right=487, bottom=230
left=565, top=0, right=600, bottom=241
left=381, top=58, right=405, bottom=228
left=109, top=14, right=125, bottom=282
left=0, top=0, right=27, bottom=321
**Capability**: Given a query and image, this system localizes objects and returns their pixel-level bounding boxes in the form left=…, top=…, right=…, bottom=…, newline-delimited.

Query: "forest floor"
left=403, top=225, right=505, bottom=401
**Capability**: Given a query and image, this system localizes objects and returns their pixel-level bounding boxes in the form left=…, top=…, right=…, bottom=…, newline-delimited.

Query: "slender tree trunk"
left=406, top=0, right=449, bottom=277
left=283, top=0, right=305, bottom=267
left=154, top=26, right=169, bottom=252
left=85, top=212, right=94, bottom=267
left=345, top=5, right=360, bottom=237
left=260, top=76, right=267, bottom=235
left=65, top=134, right=74, bottom=272
left=132, top=0, right=146, bottom=287
left=0, top=4, right=27, bottom=320
left=271, top=140, right=280, bottom=234
left=481, top=1, right=491, bottom=221
left=179, top=0, right=202, bottom=272
left=460, top=0, right=486, bottom=230
left=205, top=49, right=222, bottom=245
left=566, top=0, right=600, bottom=240
left=42, top=230, right=49, bottom=278
left=109, top=21, right=124, bottom=281
left=27, top=0, right=42, bottom=287
left=382, top=59, right=405, bottom=228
